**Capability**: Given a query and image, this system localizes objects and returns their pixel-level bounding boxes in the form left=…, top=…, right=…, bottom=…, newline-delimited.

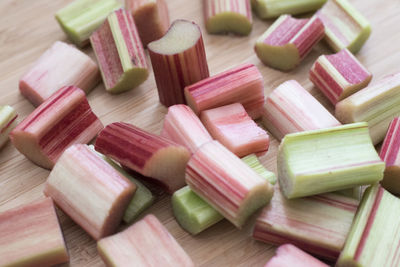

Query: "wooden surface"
left=0, top=0, right=399, bottom=266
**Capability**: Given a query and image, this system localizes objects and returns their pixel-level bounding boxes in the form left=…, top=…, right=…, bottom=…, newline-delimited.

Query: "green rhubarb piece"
left=0, top=105, right=17, bottom=149
left=241, top=154, right=277, bottom=185
left=336, top=186, right=363, bottom=200
left=278, top=122, right=385, bottom=199
left=251, top=0, right=327, bottom=19
left=55, top=0, right=122, bottom=47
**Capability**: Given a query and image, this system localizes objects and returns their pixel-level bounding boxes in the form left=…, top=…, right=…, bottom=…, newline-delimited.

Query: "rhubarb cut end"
left=206, top=13, right=252, bottom=36
left=255, top=42, right=300, bottom=71
left=106, top=67, right=149, bottom=94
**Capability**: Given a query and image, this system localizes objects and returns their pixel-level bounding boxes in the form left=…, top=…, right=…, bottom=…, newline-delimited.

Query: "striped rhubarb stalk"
left=0, top=105, right=18, bottom=149
left=201, top=103, right=269, bottom=157
left=126, top=0, right=170, bottom=47
left=0, top=198, right=68, bottom=267
left=316, top=0, right=371, bottom=53
left=262, top=80, right=341, bottom=140
left=148, top=20, right=209, bottom=107
left=91, top=9, right=148, bottom=94
left=251, top=0, right=327, bottom=19
left=204, top=0, right=252, bottom=35
left=95, top=122, right=191, bottom=193
left=10, top=86, right=103, bottom=169
left=278, top=123, right=385, bottom=199
left=337, top=184, right=400, bottom=266
left=253, top=187, right=358, bottom=260
left=335, top=72, right=400, bottom=145
left=264, top=244, right=329, bottom=267
left=310, top=49, right=372, bottom=105
left=185, top=63, right=265, bottom=119
left=161, top=104, right=212, bottom=154
left=98, top=214, right=194, bottom=266
left=254, top=15, right=325, bottom=71
left=44, top=144, right=136, bottom=240
left=19, top=41, right=100, bottom=106
left=186, top=140, right=274, bottom=228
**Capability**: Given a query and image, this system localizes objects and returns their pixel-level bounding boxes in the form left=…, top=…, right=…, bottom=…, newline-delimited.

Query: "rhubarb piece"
left=335, top=73, right=400, bottom=145
left=95, top=122, right=191, bottom=193
left=264, top=244, right=329, bottom=267
left=310, top=49, right=372, bottom=105
left=253, top=188, right=358, bottom=260
left=0, top=105, right=18, bottom=149
left=55, top=0, right=122, bottom=47
left=126, top=0, right=170, bottom=47
left=10, top=86, right=103, bottom=169
left=241, top=154, right=277, bottom=185
left=336, top=186, right=363, bottom=200
left=91, top=9, right=149, bottom=94
left=262, top=80, right=341, bottom=140
left=337, top=184, right=400, bottom=266
left=185, top=63, right=265, bottom=119
left=201, top=103, right=269, bottom=157
left=44, top=144, right=136, bottom=240
left=148, top=20, right=209, bottom=106
left=316, top=0, right=371, bottom=53
left=161, top=104, right=212, bottom=153
left=0, top=198, right=69, bottom=267
left=19, top=41, right=100, bottom=106
left=254, top=15, right=324, bottom=71
left=186, top=141, right=273, bottom=228
left=204, top=0, right=252, bottom=35
left=252, top=0, right=326, bottom=19
left=98, top=214, right=194, bottom=266
left=278, top=123, right=385, bottom=199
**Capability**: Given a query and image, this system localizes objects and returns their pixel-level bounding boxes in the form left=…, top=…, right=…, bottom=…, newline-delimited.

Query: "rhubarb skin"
left=95, top=122, right=191, bottom=193
left=44, top=144, right=136, bottom=240
left=126, top=0, right=170, bottom=47
left=0, top=198, right=69, bottom=267
left=204, top=0, right=252, bottom=35
left=262, top=80, right=341, bottom=141
left=148, top=19, right=210, bottom=107
left=19, top=41, right=100, bottom=106
left=0, top=105, right=18, bottom=149
left=185, top=63, right=265, bottom=119
left=335, top=72, right=400, bottom=145
left=278, top=123, right=385, bottom=199
left=254, top=15, right=325, bottom=71
left=316, top=0, right=371, bottom=53
left=264, top=244, right=329, bottom=267
left=90, top=9, right=149, bottom=94
left=251, top=0, right=327, bottom=19
left=98, top=214, right=194, bottom=267
left=55, top=0, right=122, bottom=47
left=201, top=103, right=269, bottom=157
left=310, top=49, right=372, bottom=105
left=241, top=154, right=277, bottom=185
left=186, top=141, right=274, bottom=228
left=337, top=184, right=400, bottom=267
left=10, top=86, right=103, bottom=169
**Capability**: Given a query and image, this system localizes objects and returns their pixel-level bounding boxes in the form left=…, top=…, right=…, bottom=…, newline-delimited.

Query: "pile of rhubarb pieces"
left=1, top=0, right=400, bottom=266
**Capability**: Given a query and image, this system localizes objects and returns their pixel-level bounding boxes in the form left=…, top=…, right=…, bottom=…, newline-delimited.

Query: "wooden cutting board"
left=0, top=0, right=398, bottom=266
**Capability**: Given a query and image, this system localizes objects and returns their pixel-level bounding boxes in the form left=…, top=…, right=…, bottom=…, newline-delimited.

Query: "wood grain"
left=0, top=0, right=398, bottom=266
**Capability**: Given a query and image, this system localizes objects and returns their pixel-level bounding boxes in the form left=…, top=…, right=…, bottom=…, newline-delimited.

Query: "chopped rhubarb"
left=335, top=72, right=400, bottom=145
left=185, top=63, right=265, bottom=119
left=241, top=153, right=277, bottom=185
left=264, top=244, right=329, bottom=267
left=201, top=103, right=269, bottom=157
left=252, top=0, right=326, bottom=19
left=55, top=0, right=122, bottom=47
left=310, top=49, right=372, bottom=105
left=316, top=0, right=371, bottom=53
left=44, top=144, right=136, bottom=240
left=337, top=184, right=400, bottom=266
left=126, top=0, right=170, bottom=47
left=19, top=41, right=100, bottom=106
left=186, top=140, right=273, bottom=228
left=336, top=186, right=363, bottom=200
left=255, top=15, right=325, bottom=71
left=0, top=105, right=18, bottom=149
left=148, top=20, right=209, bottom=107
left=161, top=104, right=212, bottom=154
left=91, top=9, right=149, bottom=94
left=278, top=123, right=385, bottom=198
left=95, top=122, right=191, bottom=193
left=98, top=214, right=194, bottom=266
left=204, top=0, right=252, bottom=35
left=0, top=198, right=69, bottom=267
left=262, top=80, right=341, bottom=140
left=10, top=86, right=103, bottom=169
